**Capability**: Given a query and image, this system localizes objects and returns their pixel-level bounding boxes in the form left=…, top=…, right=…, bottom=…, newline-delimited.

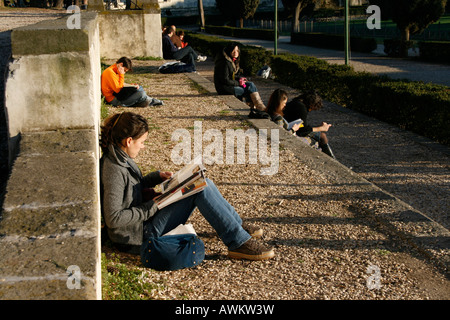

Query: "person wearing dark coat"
left=213, top=42, right=266, bottom=111
left=283, top=90, right=336, bottom=159
left=162, top=26, right=206, bottom=69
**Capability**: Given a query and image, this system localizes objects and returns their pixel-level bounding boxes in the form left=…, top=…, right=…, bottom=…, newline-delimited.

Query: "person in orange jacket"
left=101, top=57, right=163, bottom=107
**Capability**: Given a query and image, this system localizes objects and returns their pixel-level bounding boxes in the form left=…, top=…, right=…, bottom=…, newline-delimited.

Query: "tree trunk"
left=402, top=28, right=410, bottom=41
left=198, top=0, right=205, bottom=30
left=239, top=18, right=244, bottom=28
left=292, top=2, right=301, bottom=32
left=54, top=0, right=64, bottom=9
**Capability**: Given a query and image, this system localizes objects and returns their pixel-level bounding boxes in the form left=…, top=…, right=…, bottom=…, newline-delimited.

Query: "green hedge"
left=185, top=31, right=450, bottom=146
left=204, top=25, right=278, bottom=41
left=270, top=54, right=450, bottom=146
left=418, top=41, right=450, bottom=64
left=291, top=32, right=377, bottom=53
left=361, top=81, right=450, bottom=144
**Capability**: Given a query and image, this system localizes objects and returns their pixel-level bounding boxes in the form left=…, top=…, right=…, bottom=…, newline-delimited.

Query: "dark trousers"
left=173, top=46, right=198, bottom=68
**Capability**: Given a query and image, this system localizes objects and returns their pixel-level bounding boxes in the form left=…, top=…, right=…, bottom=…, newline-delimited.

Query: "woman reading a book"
left=267, top=89, right=302, bottom=134
left=100, top=112, right=274, bottom=264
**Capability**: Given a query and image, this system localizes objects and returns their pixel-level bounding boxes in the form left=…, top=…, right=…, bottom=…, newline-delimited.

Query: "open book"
left=154, top=157, right=207, bottom=210
left=287, top=118, right=304, bottom=131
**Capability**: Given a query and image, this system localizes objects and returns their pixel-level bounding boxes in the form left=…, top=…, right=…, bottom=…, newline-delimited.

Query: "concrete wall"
left=5, top=13, right=101, bottom=163
left=0, top=3, right=163, bottom=299
left=1, top=12, right=102, bottom=300
left=98, top=8, right=162, bottom=59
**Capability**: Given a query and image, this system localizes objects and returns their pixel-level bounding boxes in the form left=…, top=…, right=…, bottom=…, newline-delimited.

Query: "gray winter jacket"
left=100, top=144, right=164, bottom=246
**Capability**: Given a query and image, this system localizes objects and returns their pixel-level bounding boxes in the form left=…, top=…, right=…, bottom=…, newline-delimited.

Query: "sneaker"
left=148, top=98, right=164, bottom=106
left=242, top=222, right=263, bottom=239
left=196, top=55, right=207, bottom=62
left=228, top=239, right=275, bottom=261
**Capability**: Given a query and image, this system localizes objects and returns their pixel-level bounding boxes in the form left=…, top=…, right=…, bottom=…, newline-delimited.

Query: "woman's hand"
left=314, top=122, right=332, bottom=132
left=318, top=122, right=332, bottom=132
left=159, top=171, right=173, bottom=180
left=117, top=65, right=126, bottom=75
left=292, top=123, right=302, bottom=132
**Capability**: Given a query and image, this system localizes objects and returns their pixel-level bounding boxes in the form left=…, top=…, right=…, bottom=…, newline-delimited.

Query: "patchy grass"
left=102, top=252, right=164, bottom=300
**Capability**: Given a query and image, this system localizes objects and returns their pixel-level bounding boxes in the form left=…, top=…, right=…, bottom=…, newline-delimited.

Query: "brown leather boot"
left=228, top=239, right=275, bottom=261
left=249, top=92, right=267, bottom=111
left=242, top=222, right=263, bottom=239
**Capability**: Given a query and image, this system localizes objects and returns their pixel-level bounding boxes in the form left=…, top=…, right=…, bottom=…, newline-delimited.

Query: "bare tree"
left=281, top=0, right=318, bottom=32
left=198, top=0, right=206, bottom=30
left=216, top=0, right=260, bottom=28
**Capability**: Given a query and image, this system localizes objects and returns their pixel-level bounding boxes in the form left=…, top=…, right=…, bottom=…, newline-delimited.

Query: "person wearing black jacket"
left=214, top=43, right=266, bottom=111
left=283, top=90, right=336, bottom=159
left=162, top=26, right=206, bottom=69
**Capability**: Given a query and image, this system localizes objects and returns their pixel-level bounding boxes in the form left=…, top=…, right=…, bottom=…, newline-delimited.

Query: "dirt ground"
left=102, top=59, right=449, bottom=300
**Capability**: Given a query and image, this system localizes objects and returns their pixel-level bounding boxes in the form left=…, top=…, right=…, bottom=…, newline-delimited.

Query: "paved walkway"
left=203, top=34, right=450, bottom=87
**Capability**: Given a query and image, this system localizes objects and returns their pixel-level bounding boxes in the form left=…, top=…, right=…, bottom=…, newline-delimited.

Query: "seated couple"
left=162, top=26, right=207, bottom=71
left=101, top=57, right=164, bottom=108
left=267, top=89, right=336, bottom=159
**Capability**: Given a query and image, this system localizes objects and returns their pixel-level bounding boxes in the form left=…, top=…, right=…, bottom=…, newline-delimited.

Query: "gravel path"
left=103, top=59, right=449, bottom=300
left=197, top=59, right=450, bottom=232
left=0, top=8, right=65, bottom=32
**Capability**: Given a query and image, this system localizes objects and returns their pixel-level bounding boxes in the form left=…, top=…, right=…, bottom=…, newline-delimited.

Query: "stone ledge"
left=0, top=277, right=97, bottom=300
left=0, top=129, right=100, bottom=299
left=11, top=12, right=98, bottom=57
left=18, top=129, right=98, bottom=155
left=0, top=235, right=97, bottom=279
left=3, top=150, right=97, bottom=210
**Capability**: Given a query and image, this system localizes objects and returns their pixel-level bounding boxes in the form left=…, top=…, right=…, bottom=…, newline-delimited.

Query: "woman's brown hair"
left=100, top=112, right=149, bottom=153
left=293, top=90, right=323, bottom=111
left=267, top=89, right=288, bottom=117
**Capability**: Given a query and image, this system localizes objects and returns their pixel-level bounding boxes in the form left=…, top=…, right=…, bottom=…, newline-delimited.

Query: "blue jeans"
left=233, top=81, right=258, bottom=102
left=111, top=85, right=148, bottom=107
left=143, top=179, right=251, bottom=251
